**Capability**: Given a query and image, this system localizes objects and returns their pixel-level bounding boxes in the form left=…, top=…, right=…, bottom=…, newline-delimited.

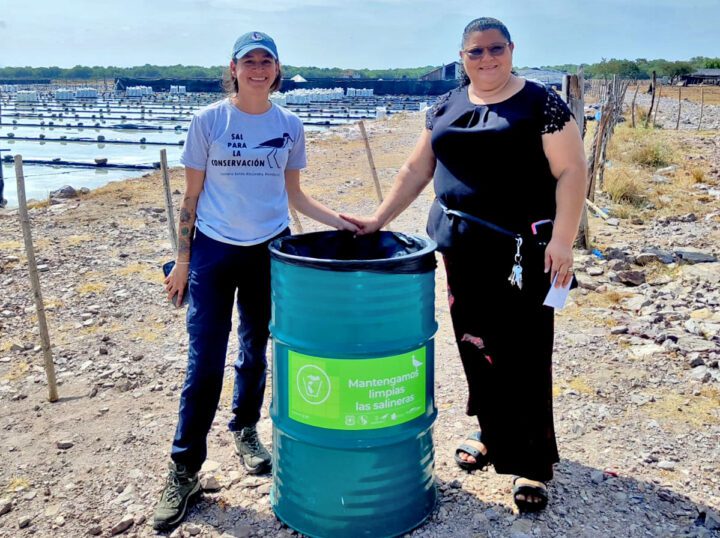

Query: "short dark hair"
left=222, top=60, right=283, bottom=96
left=459, top=17, right=512, bottom=87
left=462, top=17, right=512, bottom=47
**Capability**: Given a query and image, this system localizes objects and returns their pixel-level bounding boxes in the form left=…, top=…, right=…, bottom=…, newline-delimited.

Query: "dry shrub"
left=628, top=141, right=673, bottom=168
left=609, top=125, right=675, bottom=168
left=690, top=167, right=706, bottom=183
left=604, top=168, right=645, bottom=206
left=645, top=392, right=720, bottom=428
left=0, top=241, right=23, bottom=251
left=64, top=234, right=93, bottom=246
left=77, top=282, right=108, bottom=295
left=635, top=106, right=649, bottom=123
left=604, top=290, right=628, bottom=304
left=116, top=262, right=159, bottom=283
left=608, top=204, right=634, bottom=219
left=573, top=288, right=629, bottom=309
left=1, top=361, right=29, bottom=382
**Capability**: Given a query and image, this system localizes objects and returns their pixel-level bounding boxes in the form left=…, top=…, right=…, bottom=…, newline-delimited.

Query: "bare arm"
left=541, top=119, right=588, bottom=286
left=285, top=169, right=357, bottom=231
left=342, top=129, right=436, bottom=234
left=176, top=167, right=205, bottom=261
left=164, top=167, right=205, bottom=306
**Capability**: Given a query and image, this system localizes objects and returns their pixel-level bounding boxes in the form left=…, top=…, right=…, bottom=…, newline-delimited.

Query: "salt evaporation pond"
left=1, top=87, right=428, bottom=208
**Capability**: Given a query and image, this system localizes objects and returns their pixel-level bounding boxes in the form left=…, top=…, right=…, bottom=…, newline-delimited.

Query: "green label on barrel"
left=288, top=347, right=427, bottom=430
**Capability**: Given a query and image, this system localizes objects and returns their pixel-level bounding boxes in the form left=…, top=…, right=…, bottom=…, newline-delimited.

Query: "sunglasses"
left=462, top=43, right=510, bottom=60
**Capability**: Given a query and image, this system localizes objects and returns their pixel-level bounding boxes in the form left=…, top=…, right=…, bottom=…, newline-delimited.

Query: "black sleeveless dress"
left=426, top=80, right=573, bottom=482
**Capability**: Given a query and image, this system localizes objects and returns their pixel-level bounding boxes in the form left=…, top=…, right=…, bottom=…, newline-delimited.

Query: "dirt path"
left=1, top=112, right=719, bottom=537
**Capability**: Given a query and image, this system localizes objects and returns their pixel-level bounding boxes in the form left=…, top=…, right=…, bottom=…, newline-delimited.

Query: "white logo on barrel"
left=297, top=365, right=331, bottom=405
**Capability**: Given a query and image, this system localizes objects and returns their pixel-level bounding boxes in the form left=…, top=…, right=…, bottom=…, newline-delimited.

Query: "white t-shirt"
left=180, top=99, right=307, bottom=245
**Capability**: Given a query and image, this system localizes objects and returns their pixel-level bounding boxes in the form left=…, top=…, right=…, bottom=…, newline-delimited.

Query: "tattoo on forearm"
left=177, top=196, right=198, bottom=259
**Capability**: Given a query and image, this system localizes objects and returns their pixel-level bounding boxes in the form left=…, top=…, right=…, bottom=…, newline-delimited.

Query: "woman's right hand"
left=164, top=262, right=189, bottom=307
left=340, top=214, right=382, bottom=235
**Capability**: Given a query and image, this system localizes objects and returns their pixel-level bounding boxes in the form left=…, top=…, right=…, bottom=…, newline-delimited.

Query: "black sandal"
left=454, top=431, right=490, bottom=471
left=512, top=477, right=548, bottom=513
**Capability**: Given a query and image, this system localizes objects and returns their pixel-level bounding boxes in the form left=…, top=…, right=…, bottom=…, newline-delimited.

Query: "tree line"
left=535, top=57, right=720, bottom=83
left=0, top=57, right=717, bottom=82
left=0, top=64, right=437, bottom=81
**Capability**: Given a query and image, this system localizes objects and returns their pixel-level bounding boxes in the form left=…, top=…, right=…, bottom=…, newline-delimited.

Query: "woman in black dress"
left=342, top=17, right=586, bottom=512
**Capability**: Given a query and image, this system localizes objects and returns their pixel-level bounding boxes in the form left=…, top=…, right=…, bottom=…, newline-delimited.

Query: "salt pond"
left=1, top=88, right=428, bottom=208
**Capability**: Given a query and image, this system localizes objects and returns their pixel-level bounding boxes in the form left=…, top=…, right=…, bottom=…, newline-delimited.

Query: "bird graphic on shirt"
left=255, top=133, right=294, bottom=168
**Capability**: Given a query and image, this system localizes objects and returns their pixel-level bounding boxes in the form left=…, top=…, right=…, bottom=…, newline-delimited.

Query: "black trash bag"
left=269, top=231, right=436, bottom=274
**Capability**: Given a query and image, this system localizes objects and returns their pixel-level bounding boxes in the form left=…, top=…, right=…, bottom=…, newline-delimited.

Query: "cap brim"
left=233, top=45, right=277, bottom=60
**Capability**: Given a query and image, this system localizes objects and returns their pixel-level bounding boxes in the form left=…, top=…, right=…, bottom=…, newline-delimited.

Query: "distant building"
left=515, top=68, right=566, bottom=88
left=420, top=64, right=567, bottom=87
left=682, top=69, right=720, bottom=85
left=421, top=62, right=462, bottom=81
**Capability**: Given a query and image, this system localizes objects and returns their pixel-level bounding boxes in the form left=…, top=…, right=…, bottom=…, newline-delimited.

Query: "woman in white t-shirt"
left=154, top=31, right=356, bottom=531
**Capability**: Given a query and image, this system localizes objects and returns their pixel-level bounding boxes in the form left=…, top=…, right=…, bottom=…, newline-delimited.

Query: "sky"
left=1, top=0, right=719, bottom=70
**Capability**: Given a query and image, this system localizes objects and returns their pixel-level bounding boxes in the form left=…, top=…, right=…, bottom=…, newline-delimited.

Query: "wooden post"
left=644, top=71, right=656, bottom=128
left=289, top=207, right=303, bottom=233
left=159, top=149, right=178, bottom=253
left=567, top=73, right=585, bottom=137
left=585, top=198, right=610, bottom=220
left=588, top=108, right=610, bottom=198
left=630, top=83, right=639, bottom=128
left=652, top=83, right=662, bottom=127
left=567, top=71, right=590, bottom=249
left=14, top=155, right=59, bottom=402
left=0, top=148, right=6, bottom=208
left=675, top=86, right=682, bottom=130
left=698, top=87, right=705, bottom=131
left=357, top=121, right=383, bottom=204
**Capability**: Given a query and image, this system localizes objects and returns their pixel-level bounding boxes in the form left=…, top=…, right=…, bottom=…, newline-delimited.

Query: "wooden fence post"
left=159, top=149, right=178, bottom=253
left=630, top=83, right=639, bottom=128
left=644, top=71, right=657, bottom=128
left=586, top=76, right=630, bottom=201
left=652, top=83, right=662, bottom=127
left=566, top=71, right=591, bottom=249
left=14, top=155, right=59, bottom=403
left=698, top=87, right=705, bottom=131
left=675, top=86, right=682, bottom=130
left=289, top=207, right=303, bottom=233
left=358, top=121, right=384, bottom=204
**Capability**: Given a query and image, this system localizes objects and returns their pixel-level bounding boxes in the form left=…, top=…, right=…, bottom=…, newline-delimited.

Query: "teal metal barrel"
left=269, top=231, right=438, bottom=538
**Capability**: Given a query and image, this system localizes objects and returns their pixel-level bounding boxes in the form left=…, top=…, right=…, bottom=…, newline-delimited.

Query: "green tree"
left=63, top=65, right=94, bottom=79
left=666, top=61, right=693, bottom=83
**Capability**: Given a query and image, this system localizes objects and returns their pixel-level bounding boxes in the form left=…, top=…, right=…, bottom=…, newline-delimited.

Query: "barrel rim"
left=269, top=230, right=437, bottom=270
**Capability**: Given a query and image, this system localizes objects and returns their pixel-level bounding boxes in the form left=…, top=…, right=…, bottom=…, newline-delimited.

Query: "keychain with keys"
left=508, top=236, right=523, bottom=289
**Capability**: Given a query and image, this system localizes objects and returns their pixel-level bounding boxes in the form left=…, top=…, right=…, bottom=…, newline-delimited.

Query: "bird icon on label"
left=411, top=356, right=423, bottom=368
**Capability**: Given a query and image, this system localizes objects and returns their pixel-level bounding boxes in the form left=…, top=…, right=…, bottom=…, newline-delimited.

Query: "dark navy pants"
left=170, top=227, right=289, bottom=472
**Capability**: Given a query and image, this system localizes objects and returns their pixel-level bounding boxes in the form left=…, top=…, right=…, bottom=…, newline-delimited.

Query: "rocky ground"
left=0, top=109, right=719, bottom=538
left=629, top=92, right=720, bottom=131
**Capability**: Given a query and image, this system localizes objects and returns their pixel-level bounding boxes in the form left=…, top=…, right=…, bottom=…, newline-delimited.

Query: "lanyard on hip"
left=437, top=199, right=518, bottom=239
left=437, top=199, right=525, bottom=290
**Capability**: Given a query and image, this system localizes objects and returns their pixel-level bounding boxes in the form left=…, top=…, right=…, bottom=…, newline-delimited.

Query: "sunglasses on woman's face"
left=462, top=43, right=510, bottom=60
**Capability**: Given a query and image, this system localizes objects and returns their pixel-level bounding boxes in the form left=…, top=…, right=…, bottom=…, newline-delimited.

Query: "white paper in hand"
left=543, top=274, right=573, bottom=310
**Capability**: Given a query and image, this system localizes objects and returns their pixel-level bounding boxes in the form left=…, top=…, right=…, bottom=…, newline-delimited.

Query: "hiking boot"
left=233, top=425, right=272, bottom=474
left=152, top=462, right=200, bottom=531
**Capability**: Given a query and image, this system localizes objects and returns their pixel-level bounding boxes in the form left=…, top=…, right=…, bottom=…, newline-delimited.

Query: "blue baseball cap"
left=232, top=31, right=279, bottom=61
